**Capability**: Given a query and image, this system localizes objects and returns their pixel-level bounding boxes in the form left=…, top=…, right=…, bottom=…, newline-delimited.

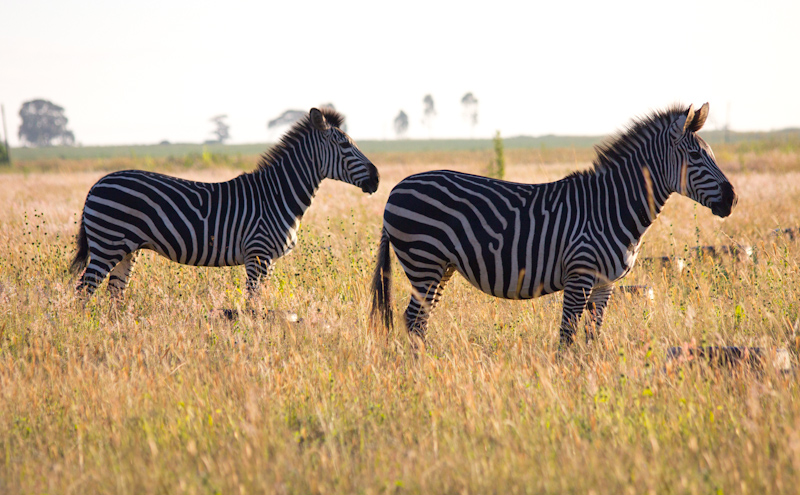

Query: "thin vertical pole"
left=0, top=104, right=9, bottom=163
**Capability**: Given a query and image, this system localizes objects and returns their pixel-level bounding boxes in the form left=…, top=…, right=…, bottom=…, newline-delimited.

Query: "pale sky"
left=2, top=0, right=799, bottom=146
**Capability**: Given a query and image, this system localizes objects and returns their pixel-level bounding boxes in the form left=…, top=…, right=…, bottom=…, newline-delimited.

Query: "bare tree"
left=209, top=114, right=230, bottom=143
left=461, top=92, right=478, bottom=136
left=422, top=94, right=436, bottom=136
left=394, top=110, right=409, bottom=139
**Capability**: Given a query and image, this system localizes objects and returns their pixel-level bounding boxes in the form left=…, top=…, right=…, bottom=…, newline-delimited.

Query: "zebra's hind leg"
left=585, top=283, right=614, bottom=342
left=559, top=274, right=596, bottom=347
left=76, top=247, right=129, bottom=296
left=404, top=264, right=456, bottom=345
left=107, top=251, right=138, bottom=298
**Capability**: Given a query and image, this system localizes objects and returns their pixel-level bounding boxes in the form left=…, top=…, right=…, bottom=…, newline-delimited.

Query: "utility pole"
left=0, top=104, right=9, bottom=164
left=724, top=102, right=731, bottom=144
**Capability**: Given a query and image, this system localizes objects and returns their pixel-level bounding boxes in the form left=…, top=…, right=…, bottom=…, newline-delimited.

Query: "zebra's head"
left=310, top=108, right=380, bottom=194
left=669, top=103, right=737, bottom=218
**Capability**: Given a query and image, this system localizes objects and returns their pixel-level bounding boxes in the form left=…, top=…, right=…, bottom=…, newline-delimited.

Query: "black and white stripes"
left=371, top=103, right=737, bottom=345
left=71, top=107, right=379, bottom=296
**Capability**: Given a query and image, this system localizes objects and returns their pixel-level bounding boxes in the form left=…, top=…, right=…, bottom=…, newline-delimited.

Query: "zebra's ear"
left=686, top=102, right=709, bottom=133
left=310, top=108, right=330, bottom=132
left=670, top=104, right=694, bottom=144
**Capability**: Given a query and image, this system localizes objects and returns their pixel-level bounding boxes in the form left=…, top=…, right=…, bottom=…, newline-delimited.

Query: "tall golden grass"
left=0, top=149, right=799, bottom=493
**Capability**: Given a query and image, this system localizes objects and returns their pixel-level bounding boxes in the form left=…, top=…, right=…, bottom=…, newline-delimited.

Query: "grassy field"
left=3, top=135, right=603, bottom=162
left=1, top=143, right=800, bottom=493
left=6, top=127, right=800, bottom=161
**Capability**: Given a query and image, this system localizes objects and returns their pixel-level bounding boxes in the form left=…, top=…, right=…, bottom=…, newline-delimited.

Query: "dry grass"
left=1, top=151, right=800, bottom=494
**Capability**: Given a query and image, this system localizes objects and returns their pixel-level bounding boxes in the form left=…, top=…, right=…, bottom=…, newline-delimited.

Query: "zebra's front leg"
left=585, top=283, right=614, bottom=342
left=559, top=274, right=596, bottom=347
left=244, top=254, right=274, bottom=297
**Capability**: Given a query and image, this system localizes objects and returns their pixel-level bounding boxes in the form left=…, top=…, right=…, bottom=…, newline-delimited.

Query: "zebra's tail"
left=370, top=228, right=394, bottom=332
left=70, top=215, right=89, bottom=276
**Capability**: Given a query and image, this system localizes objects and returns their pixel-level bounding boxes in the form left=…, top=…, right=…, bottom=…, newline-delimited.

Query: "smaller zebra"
left=371, top=103, right=737, bottom=347
left=71, top=107, right=379, bottom=298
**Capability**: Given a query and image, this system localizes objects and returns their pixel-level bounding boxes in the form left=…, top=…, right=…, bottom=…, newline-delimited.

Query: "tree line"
left=394, top=92, right=478, bottom=139
left=6, top=93, right=480, bottom=153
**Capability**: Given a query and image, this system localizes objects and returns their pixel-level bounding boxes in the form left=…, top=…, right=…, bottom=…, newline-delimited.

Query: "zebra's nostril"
left=710, top=182, right=737, bottom=217
left=723, top=183, right=737, bottom=207
left=370, top=166, right=380, bottom=189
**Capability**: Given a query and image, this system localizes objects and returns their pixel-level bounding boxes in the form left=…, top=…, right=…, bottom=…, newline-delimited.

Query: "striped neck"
left=591, top=133, right=674, bottom=238
left=253, top=139, right=324, bottom=215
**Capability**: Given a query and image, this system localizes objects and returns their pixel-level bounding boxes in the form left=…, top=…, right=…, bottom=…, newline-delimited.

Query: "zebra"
left=71, top=107, right=379, bottom=298
left=370, top=103, right=737, bottom=346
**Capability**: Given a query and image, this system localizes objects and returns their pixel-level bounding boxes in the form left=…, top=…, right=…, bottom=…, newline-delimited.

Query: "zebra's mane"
left=256, top=107, right=345, bottom=172
left=567, top=104, right=689, bottom=180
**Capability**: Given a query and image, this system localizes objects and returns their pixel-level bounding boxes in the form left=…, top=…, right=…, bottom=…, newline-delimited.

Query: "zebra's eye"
left=688, top=150, right=703, bottom=161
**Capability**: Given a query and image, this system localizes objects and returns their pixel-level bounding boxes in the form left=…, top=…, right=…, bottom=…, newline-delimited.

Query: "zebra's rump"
left=383, top=170, right=570, bottom=299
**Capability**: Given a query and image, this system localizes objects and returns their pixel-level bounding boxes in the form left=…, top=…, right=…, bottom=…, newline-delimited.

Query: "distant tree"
left=422, top=94, right=436, bottom=135
left=18, top=99, right=75, bottom=147
left=394, top=110, right=409, bottom=139
left=267, top=109, right=306, bottom=131
left=209, top=114, right=230, bottom=143
left=461, top=92, right=478, bottom=135
left=0, top=142, right=8, bottom=165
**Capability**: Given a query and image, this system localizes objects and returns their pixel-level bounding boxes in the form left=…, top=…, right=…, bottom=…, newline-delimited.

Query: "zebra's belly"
left=454, top=264, right=564, bottom=301
left=140, top=244, right=245, bottom=268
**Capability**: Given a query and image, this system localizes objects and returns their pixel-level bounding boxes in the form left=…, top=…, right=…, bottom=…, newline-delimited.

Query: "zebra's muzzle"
left=361, top=165, right=380, bottom=194
left=711, top=182, right=737, bottom=218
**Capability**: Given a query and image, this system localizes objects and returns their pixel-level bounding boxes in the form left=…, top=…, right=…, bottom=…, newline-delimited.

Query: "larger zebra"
left=71, top=107, right=379, bottom=297
left=371, top=103, right=737, bottom=346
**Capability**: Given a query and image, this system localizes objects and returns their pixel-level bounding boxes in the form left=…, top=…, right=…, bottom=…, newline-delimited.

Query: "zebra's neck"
left=251, top=146, right=323, bottom=218
left=591, top=148, right=673, bottom=243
